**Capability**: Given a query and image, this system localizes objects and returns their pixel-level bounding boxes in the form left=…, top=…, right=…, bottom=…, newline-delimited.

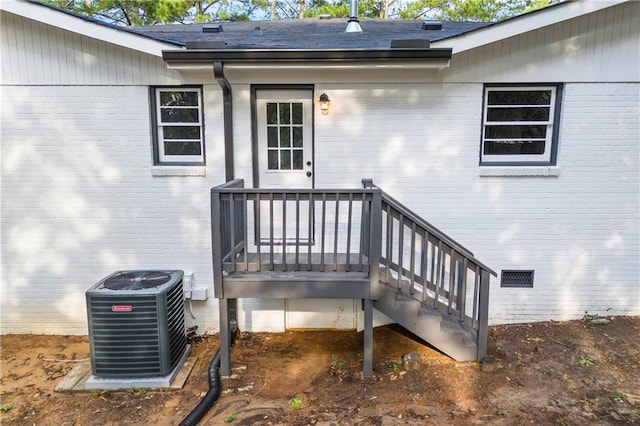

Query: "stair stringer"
left=373, top=282, right=478, bottom=361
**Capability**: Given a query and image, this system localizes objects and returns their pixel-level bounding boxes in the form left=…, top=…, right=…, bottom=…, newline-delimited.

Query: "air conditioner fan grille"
left=102, top=271, right=172, bottom=290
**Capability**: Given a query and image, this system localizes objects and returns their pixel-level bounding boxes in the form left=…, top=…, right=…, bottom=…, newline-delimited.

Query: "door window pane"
left=280, top=150, right=291, bottom=169
left=280, top=127, right=291, bottom=147
left=267, top=103, right=278, bottom=125
left=292, top=150, right=303, bottom=169
left=279, top=103, right=291, bottom=124
left=292, top=103, right=303, bottom=124
left=267, top=127, right=278, bottom=147
left=268, top=150, right=279, bottom=170
left=293, top=127, right=303, bottom=147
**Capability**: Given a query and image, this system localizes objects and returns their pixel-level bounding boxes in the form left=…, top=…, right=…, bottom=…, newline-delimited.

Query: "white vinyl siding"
left=0, top=12, right=180, bottom=86
left=154, top=88, right=204, bottom=165
left=481, top=86, right=559, bottom=165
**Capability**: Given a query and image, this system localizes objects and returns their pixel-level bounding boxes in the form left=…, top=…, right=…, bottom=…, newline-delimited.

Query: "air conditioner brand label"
left=111, top=305, right=133, bottom=312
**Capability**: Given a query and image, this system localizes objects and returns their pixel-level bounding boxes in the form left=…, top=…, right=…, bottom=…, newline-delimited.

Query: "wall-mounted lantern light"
left=319, top=93, right=331, bottom=115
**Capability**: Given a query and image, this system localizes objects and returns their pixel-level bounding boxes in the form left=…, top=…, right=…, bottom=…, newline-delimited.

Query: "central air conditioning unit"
left=86, top=270, right=187, bottom=378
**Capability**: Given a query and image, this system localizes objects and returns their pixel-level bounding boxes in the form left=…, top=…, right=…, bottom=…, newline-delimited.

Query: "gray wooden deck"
left=211, top=179, right=495, bottom=379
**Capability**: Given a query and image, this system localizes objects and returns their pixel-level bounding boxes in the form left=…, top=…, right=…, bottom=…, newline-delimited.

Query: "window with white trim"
left=153, top=87, right=204, bottom=165
left=481, top=85, right=561, bottom=165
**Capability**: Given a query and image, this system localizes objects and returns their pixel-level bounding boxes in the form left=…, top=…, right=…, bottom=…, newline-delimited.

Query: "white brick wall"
left=1, top=85, right=226, bottom=334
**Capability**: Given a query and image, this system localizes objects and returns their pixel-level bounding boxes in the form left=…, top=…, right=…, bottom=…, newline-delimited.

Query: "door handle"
left=306, top=171, right=312, bottom=177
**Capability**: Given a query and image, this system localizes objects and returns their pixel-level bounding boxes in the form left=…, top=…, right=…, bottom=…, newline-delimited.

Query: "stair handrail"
left=363, top=179, right=495, bottom=361
left=362, top=179, right=495, bottom=276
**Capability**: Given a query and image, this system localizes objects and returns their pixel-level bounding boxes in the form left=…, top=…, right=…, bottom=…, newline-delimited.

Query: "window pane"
left=487, top=107, right=550, bottom=122
left=160, top=91, right=198, bottom=106
left=484, top=141, right=545, bottom=155
left=292, top=150, right=303, bottom=170
left=160, top=108, right=199, bottom=123
left=266, top=103, right=278, bottom=125
left=268, top=150, right=279, bottom=170
left=164, top=141, right=201, bottom=155
left=488, top=90, right=551, bottom=106
left=279, top=103, right=291, bottom=124
left=267, top=127, right=278, bottom=147
left=280, top=150, right=291, bottom=169
left=485, top=125, right=547, bottom=139
left=163, top=126, right=201, bottom=140
left=293, top=127, right=303, bottom=147
left=280, top=127, right=291, bottom=147
left=292, top=103, right=303, bottom=124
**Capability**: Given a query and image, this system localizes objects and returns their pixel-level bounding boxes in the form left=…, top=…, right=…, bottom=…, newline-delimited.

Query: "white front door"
left=255, top=89, right=355, bottom=330
left=256, top=90, right=313, bottom=189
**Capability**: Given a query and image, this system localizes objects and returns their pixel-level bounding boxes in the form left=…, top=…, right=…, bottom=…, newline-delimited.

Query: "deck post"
left=363, top=298, right=373, bottom=378
left=476, top=269, right=491, bottom=360
left=211, top=187, right=224, bottom=299
left=218, top=297, right=231, bottom=377
left=368, top=189, right=382, bottom=300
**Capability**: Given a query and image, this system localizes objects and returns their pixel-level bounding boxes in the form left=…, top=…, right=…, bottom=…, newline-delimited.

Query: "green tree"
left=42, top=0, right=562, bottom=23
left=41, top=0, right=254, bottom=25
left=399, top=0, right=561, bottom=21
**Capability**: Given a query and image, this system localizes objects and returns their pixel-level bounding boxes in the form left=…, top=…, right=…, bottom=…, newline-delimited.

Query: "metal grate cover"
left=501, top=270, right=534, bottom=288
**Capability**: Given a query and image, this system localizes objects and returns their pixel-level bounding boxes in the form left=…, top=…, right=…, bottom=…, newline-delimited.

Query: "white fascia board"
left=432, top=0, right=628, bottom=54
left=1, top=0, right=182, bottom=57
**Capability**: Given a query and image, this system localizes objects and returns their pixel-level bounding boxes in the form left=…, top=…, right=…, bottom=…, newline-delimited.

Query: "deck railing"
left=211, top=179, right=382, bottom=298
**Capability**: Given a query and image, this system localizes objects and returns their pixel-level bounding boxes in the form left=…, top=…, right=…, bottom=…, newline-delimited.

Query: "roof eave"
left=1, top=0, right=181, bottom=57
left=433, top=0, right=629, bottom=54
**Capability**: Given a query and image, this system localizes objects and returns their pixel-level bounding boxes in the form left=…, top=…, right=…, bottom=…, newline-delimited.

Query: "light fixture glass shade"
left=319, top=93, right=330, bottom=115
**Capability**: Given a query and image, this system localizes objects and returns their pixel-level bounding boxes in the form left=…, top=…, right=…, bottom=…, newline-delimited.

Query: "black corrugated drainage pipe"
left=179, top=326, right=237, bottom=426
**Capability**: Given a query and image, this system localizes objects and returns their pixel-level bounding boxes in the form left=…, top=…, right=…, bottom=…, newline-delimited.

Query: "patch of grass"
left=288, top=397, right=302, bottom=409
left=224, top=412, right=236, bottom=422
left=1, top=404, right=13, bottom=413
left=609, top=392, right=628, bottom=403
left=392, top=359, right=403, bottom=373
left=435, top=388, right=443, bottom=398
left=331, top=354, right=345, bottom=368
left=90, top=389, right=110, bottom=398
left=578, top=358, right=594, bottom=367
left=496, top=361, right=504, bottom=370
left=329, top=354, right=346, bottom=376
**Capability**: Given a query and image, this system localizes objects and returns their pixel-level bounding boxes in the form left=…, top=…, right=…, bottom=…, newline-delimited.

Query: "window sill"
left=479, top=166, right=561, bottom=177
left=151, top=166, right=206, bottom=177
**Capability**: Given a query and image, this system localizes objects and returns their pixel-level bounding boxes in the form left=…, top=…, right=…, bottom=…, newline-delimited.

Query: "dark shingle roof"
left=129, top=19, right=490, bottom=49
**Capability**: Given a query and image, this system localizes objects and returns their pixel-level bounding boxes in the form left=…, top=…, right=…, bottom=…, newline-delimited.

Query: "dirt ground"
left=1, top=316, right=639, bottom=425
